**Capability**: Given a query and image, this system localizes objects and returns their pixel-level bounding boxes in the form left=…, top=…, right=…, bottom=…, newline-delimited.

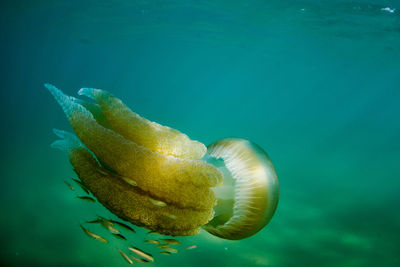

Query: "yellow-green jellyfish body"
left=69, top=147, right=213, bottom=236
left=78, top=88, right=206, bottom=160
left=47, top=84, right=279, bottom=239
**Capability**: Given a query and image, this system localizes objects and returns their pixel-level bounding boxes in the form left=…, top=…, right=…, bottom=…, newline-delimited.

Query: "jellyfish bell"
left=46, top=84, right=278, bottom=240
left=203, top=138, right=279, bottom=240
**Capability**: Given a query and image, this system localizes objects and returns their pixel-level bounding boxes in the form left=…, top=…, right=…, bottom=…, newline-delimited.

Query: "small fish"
left=98, top=216, right=113, bottom=225
left=186, top=245, right=197, bottom=250
left=77, top=196, right=95, bottom=203
left=118, top=250, right=133, bottom=264
left=131, top=255, right=149, bottom=263
left=86, top=219, right=102, bottom=224
left=97, top=168, right=109, bottom=176
left=72, top=178, right=90, bottom=194
left=128, top=247, right=154, bottom=262
left=80, top=224, right=108, bottom=243
left=165, top=214, right=177, bottom=220
left=149, top=198, right=167, bottom=207
left=120, top=176, right=137, bottom=187
left=64, top=181, right=75, bottom=191
left=162, top=247, right=178, bottom=253
left=113, top=233, right=127, bottom=240
left=98, top=216, right=119, bottom=234
left=101, top=222, right=120, bottom=234
left=110, top=220, right=136, bottom=233
left=160, top=239, right=181, bottom=245
left=144, top=239, right=159, bottom=245
left=160, top=251, right=171, bottom=255
left=72, top=177, right=86, bottom=186
left=157, top=244, right=169, bottom=249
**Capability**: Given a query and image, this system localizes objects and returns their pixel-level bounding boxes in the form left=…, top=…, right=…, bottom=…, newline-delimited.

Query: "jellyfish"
left=46, top=84, right=279, bottom=240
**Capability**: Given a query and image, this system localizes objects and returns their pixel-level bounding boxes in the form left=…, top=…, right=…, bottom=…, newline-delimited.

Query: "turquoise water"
left=1, top=0, right=400, bottom=266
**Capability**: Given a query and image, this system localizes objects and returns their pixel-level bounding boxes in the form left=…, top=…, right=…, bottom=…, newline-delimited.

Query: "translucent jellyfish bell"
left=203, top=139, right=279, bottom=240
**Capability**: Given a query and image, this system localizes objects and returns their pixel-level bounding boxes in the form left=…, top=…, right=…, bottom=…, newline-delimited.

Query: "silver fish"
left=101, top=222, right=120, bottom=234
left=77, top=196, right=95, bottom=203
left=80, top=225, right=107, bottom=243
left=86, top=219, right=102, bottom=224
left=160, top=239, right=181, bottom=245
left=120, top=176, right=138, bottom=187
left=113, top=233, right=127, bottom=241
left=162, top=247, right=178, bottom=253
left=97, top=168, right=109, bottom=176
left=111, top=220, right=136, bottom=233
left=144, top=239, right=159, bottom=245
left=72, top=178, right=90, bottom=194
left=128, top=247, right=154, bottom=262
left=165, top=214, right=177, bottom=220
left=131, top=255, right=149, bottom=263
left=98, top=216, right=113, bottom=225
left=149, top=198, right=167, bottom=207
left=118, top=250, right=133, bottom=264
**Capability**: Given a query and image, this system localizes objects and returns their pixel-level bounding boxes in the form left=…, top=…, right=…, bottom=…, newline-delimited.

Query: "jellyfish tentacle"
left=78, top=87, right=206, bottom=160
left=47, top=85, right=221, bottom=210
left=51, top=129, right=83, bottom=152
left=52, top=128, right=77, bottom=140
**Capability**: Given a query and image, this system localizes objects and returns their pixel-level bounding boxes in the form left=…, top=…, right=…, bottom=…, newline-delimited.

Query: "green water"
left=1, top=0, right=399, bottom=266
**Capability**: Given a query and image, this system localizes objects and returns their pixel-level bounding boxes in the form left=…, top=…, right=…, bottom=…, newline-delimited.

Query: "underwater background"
left=1, top=0, right=399, bottom=266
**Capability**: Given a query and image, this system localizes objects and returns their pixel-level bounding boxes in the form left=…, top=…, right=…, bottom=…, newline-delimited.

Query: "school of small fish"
left=65, top=178, right=197, bottom=264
